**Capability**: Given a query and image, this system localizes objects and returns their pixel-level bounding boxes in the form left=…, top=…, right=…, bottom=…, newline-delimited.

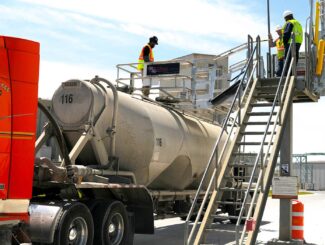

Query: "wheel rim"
left=68, top=217, right=88, bottom=245
left=107, top=212, right=124, bottom=245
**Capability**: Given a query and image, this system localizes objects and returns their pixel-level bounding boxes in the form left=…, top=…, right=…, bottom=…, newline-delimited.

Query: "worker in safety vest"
left=282, top=10, right=303, bottom=64
left=138, top=36, right=158, bottom=97
left=269, top=25, right=285, bottom=77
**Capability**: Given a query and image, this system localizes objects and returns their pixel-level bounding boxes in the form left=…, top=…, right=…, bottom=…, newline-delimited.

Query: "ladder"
left=184, top=35, right=298, bottom=245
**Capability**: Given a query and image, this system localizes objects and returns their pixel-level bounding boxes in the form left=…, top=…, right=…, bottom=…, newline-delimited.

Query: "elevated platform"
left=257, top=78, right=319, bottom=103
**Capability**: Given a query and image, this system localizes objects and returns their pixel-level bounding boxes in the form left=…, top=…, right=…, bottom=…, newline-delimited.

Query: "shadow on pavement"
left=134, top=220, right=273, bottom=245
left=134, top=223, right=185, bottom=245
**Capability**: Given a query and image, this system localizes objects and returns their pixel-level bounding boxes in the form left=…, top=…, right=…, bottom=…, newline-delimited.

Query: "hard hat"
left=275, top=25, right=282, bottom=32
left=149, top=36, right=158, bottom=45
left=283, top=10, right=293, bottom=18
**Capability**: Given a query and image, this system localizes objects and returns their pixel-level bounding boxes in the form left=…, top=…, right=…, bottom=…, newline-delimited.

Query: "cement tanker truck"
left=24, top=76, right=228, bottom=245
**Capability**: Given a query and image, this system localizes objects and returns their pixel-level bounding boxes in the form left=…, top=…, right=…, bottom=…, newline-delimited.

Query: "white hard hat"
left=275, top=25, right=282, bottom=31
left=283, top=10, right=293, bottom=18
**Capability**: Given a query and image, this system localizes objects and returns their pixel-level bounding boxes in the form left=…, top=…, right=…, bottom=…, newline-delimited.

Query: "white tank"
left=52, top=80, right=226, bottom=190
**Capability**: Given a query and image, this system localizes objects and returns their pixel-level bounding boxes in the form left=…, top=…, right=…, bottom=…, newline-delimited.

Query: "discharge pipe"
left=89, top=76, right=118, bottom=169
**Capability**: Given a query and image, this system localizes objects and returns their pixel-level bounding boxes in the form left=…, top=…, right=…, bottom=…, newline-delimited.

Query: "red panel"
left=8, top=49, right=40, bottom=83
left=0, top=36, right=39, bottom=200
left=9, top=80, right=38, bottom=198
left=0, top=213, right=29, bottom=223
left=0, top=37, right=12, bottom=199
left=4, top=37, right=39, bottom=54
left=0, top=48, right=10, bottom=78
left=0, top=38, right=4, bottom=48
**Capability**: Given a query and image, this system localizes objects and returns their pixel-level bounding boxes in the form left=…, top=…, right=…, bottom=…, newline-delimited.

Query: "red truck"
left=0, top=36, right=39, bottom=242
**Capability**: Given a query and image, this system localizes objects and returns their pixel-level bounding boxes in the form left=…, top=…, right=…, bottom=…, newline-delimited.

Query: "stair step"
left=215, top=200, right=257, bottom=205
left=244, top=121, right=276, bottom=125
left=228, top=164, right=261, bottom=168
left=236, top=141, right=274, bottom=146
left=256, top=89, right=282, bottom=96
left=258, top=78, right=281, bottom=84
left=254, top=94, right=277, bottom=99
left=224, top=176, right=259, bottom=180
left=256, top=85, right=282, bottom=90
left=211, top=214, right=249, bottom=220
left=241, top=131, right=275, bottom=135
left=247, top=112, right=277, bottom=116
left=233, top=152, right=270, bottom=156
left=250, top=102, right=275, bottom=107
left=224, top=175, right=259, bottom=178
left=219, top=187, right=250, bottom=192
left=256, top=80, right=283, bottom=87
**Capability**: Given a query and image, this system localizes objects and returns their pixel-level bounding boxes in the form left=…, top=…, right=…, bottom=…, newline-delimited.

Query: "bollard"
left=291, top=200, right=304, bottom=240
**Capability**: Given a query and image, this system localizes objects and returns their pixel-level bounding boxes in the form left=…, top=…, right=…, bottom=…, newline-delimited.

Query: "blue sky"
left=1, top=0, right=324, bottom=154
left=0, top=0, right=310, bottom=95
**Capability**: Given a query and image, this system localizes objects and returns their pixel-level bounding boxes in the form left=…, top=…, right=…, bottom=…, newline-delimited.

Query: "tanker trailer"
left=51, top=78, right=225, bottom=190
left=29, top=76, right=228, bottom=245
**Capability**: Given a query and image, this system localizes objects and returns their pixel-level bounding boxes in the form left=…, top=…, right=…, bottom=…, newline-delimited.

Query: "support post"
left=267, top=0, right=272, bottom=78
left=279, top=101, right=293, bottom=241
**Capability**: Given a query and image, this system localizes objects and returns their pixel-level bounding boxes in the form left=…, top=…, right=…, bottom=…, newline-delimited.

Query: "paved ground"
left=134, top=191, right=325, bottom=245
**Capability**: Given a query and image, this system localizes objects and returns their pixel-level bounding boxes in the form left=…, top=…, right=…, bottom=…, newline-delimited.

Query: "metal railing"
left=116, top=60, right=193, bottom=92
left=304, top=13, right=315, bottom=92
left=236, top=35, right=297, bottom=245
left=184, top=35, right=261, bottom=245
left=116, top=39, right=265, bottom=100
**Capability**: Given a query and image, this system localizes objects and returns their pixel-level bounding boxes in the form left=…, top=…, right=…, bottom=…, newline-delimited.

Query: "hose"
left=37, top=101, right=74, bottom=179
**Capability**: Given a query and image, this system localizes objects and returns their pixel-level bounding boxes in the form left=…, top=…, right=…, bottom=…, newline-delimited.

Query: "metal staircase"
left=184, top=36, right=299, bottom=245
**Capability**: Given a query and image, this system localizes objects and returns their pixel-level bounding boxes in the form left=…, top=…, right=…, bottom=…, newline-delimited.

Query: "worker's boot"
left=142, top=86, right=150, bottom=97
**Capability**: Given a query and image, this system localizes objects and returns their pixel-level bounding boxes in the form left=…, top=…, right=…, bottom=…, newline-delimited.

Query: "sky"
left=1, top=0, right=325, bottom=155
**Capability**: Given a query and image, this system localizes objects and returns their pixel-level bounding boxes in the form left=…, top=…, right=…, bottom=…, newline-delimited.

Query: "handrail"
left=236, top=35, right=297, bottom=244
left=116, top=61, right=194, bottom=93
left=213, top=39, right=268, bottom=61
left=184, top=35, right=259, bottom=245
left=213, top=42, right=248, bottom=61
left=116, top=40, right=257, bottom=97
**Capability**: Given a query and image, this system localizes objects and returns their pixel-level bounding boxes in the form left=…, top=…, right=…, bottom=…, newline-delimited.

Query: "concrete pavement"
left=134, top=191, right=325, bottom=245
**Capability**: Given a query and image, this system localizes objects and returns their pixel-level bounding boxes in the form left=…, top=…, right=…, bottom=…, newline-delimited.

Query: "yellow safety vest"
left=137, top=44, right=154, bottom=70
left=276, top=37, right=285, bottom=60
left=283, top=19, right=303, bottom=44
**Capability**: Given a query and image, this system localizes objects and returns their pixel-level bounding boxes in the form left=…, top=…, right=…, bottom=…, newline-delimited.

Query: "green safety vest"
left=276, top=37, right=285, bottom=60
left=283, top=19, right=303, bottom=44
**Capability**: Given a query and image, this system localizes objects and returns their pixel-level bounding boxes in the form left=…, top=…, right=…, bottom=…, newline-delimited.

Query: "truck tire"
left=53, top=202, right=94, bottom=245
left=92, top=201, right=131, bottom=245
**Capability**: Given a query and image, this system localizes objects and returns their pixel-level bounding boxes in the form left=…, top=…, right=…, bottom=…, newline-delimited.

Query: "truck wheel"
left=54, top=202, right=94, bottom=245
left=92, top=201, right=131, bottom=245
